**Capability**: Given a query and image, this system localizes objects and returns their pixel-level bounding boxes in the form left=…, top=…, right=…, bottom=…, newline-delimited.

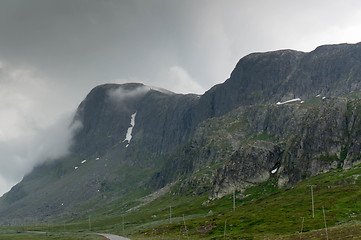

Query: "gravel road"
left=96, top=233, right=130, bottom=240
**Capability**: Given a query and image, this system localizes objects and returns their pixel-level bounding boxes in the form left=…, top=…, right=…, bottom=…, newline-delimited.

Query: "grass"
left=4, top=165, right=361, bottom=239
left=0, top=229, right=103, bottom=240
left=128, top=164, right=361, bottom=239
left=275, top=221, right=361, bottom=239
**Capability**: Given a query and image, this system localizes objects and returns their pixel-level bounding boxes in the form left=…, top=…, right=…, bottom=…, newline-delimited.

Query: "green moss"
left=345, top=101, right=353, bottom=118
left=343, top=91, right=361, bottom=99
left=226, top=113, right=249, bottom=133
left=341, top=146, right=348, bottom=162
left=317, top=152, right=339, bottom=162
left=302, top=97, right=322, bottom=106
left=250, top=131, right=273, bottom=142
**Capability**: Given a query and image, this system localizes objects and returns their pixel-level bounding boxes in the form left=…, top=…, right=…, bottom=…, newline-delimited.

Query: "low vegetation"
left=3, top=163, right=361, bottom=239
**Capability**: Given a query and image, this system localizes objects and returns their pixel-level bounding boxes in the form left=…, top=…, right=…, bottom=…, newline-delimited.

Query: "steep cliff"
left=169, top=96, right=361, bottom=199
left=2, top=42, right=361, bottom=224
left=198, top=43, right=361, bottom=118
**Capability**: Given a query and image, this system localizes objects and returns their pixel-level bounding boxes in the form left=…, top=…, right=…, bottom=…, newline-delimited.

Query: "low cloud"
left=0, top=112, right=80, bottom=196
left=0, top=60, right=79, bottom=196
left=111, top=66, right=205, bottom=96
left=156, top=66, right=205, bottom=94
left=107, top=85, right=151, bottom=103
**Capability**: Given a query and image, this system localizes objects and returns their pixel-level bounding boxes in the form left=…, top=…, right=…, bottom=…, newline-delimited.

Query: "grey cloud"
left=107, top=85, right=151, bottom=103
left=0, top=59, right=80, bottom=195
left=1, top=0, right=361, bottom=95
left=0, top=112, right=80, bottom=196
left=0, top=0, right=235, bottom=93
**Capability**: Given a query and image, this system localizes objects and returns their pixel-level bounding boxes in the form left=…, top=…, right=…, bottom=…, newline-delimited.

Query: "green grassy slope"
left=9, top=163, right=361, bottom=239
left=128, top=164, right=361, bottom=239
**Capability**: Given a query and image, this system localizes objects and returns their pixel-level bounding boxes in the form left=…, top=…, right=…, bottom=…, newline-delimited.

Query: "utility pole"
left=307, top=185, right=317, bottom=218
left=89, top=215, right=91, bottom=231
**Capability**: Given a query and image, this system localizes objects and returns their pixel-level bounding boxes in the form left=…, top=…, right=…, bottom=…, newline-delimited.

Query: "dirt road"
left=96, top=233, right=130, bottom=240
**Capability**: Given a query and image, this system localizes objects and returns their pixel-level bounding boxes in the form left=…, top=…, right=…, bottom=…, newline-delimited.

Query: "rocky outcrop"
left=209, top=97, right=361, bottom=198
left=211, top=141, right=282, bottom=199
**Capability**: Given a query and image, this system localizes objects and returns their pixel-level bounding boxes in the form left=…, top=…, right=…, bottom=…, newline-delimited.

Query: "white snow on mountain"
left=276, top=98, right=301, bottom=105
left=123, top=112, right=137, bottom=146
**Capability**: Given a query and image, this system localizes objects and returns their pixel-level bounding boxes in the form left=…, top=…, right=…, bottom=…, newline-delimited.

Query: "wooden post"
left=170, top=206, right=172, bottom=224
left=122, top=216, right=124, bottom=233
left=323, top=206, right=329, bottom=240
left=233, top=190, right=236, bottom=211
left=183, top=214, right=189, bottom=240
left=299, top=217, right=304, bottom=240
left=224, top=219, right=227, bottom=240
left=89, top=215, right=91, bottom=231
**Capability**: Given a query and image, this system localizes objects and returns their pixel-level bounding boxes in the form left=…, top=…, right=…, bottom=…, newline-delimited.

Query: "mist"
left=107, top=85, right=152, bottom=103
left=0, top=112, right=81, bottom=196
left=0, top=60, right=81, bottom=195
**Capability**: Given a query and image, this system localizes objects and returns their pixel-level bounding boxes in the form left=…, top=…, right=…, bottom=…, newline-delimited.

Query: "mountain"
left=2, top=42, right=361, bottom=225
left=198, top=43, right=361, bottom=118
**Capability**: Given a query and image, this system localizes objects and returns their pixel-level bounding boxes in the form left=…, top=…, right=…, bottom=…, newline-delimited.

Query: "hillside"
left=1, top=42, right=361, bottom=229
left=6, top=158, right=361, bottom=239
left=128, top=160, right=361, bottom=239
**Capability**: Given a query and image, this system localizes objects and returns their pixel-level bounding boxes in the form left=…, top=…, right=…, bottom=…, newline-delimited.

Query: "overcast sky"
left=1, top=0, right=361, bottom=196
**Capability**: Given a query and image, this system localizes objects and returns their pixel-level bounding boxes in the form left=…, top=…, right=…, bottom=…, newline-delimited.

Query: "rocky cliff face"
left=206, top=97, right=361, bottom=198
left=72, top=83, right=200, bottom=156
left=198, top=43, right=361, bottom=119
left=2, top=42, right=361, bottom=224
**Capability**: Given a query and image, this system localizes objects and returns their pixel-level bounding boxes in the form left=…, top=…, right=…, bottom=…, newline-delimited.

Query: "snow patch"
left=81, top=160, right=87, bottom=164
left=271, top=168, right=278, bottom=174
left=123, top=112, right=137, bottom=146
left=276, top=98, right=302, bottom=105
